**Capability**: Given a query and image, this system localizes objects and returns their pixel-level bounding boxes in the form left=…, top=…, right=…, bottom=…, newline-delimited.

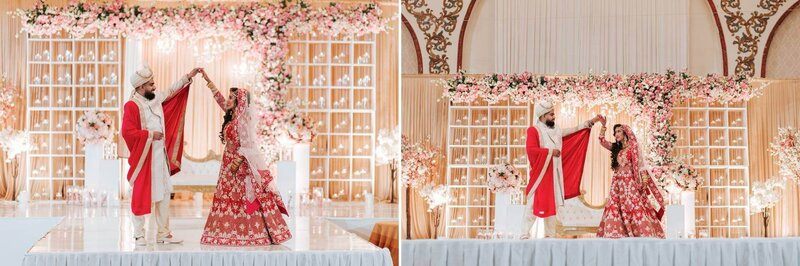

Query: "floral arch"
left=15, top=0, right=391, bottom=156
left=442, top=70, right=762, bottom=188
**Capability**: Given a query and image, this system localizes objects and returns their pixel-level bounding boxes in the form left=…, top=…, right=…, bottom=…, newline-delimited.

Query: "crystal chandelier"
left=156, top=38, right=175, bottom=54
left=192, top=37, right=227, bottom=63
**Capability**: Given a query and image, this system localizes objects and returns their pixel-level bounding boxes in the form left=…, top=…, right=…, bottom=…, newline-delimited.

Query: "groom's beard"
left=144, top=91, right=156, bottom=100
left=545, top=120, right=555, bottom=128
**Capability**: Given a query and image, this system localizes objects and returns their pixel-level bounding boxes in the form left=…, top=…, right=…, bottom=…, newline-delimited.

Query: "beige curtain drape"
left=0, top=0, right=398, bottom=201
left=0, top=0, right=74, bottom=200
left=402, top=75, right=800, bottom=239
left=373, top=1, right=400, bottom=202
left=139, top=39, right=233, bottom=161
left=747, top=80, right=800, bottom=237
left=0, top=0, right=32, bottom=200
left=401, top=75, right=449, bottom=239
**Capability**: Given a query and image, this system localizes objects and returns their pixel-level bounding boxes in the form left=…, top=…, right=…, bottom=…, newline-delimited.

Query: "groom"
left=524, top=101, right=601, bottom=238
left=121, top=66, right=202, bottom=245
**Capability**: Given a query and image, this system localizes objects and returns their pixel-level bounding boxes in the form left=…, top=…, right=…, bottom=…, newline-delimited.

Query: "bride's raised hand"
left=201, top=69, right=211, bottom=83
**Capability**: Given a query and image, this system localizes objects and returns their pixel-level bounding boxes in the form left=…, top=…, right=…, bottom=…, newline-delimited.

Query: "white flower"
left=418, top=183, right=451, bottom=210
left=750, top=177, right=786, bottom=214
left=375, top=126, right=401, bottom=165
left=0, top=129, right=32, bottom=160
left=75, top=110, right=113, bottom=144
left=664, top=179, right=683, bottom=194
left=769, top=127, right=800, bottom=182
left=401, top=135, right=440, bottom=189
left=487, top=162, right=522, bottom=193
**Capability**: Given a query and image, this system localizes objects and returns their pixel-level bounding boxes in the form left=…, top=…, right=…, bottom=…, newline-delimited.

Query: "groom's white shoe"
left=135, top=237, right=147, bottom=246
left=157, top=234, right=184, bottom=244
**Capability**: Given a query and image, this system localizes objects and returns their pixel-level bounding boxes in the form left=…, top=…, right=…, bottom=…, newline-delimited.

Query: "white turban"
left=130, top=66, right=153, bottom=89
left=534, top=101, right=554, bottom=118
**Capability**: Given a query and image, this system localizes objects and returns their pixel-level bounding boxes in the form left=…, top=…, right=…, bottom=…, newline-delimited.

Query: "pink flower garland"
left=770, top=127, right=800, bottom=182
left=16, top=0, right=389, bottom=154
left=401, top=136, right=441, bottom=189
left=442, top=69, right=759, bottom=187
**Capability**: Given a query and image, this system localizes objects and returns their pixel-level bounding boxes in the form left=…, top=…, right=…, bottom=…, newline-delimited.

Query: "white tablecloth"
left=326, top=217, right=397, bottom=240
left=401, top=238, right=800, bottom=266
left=0, top=217, right=63, bottom=266
left=24, top=250, right=392, bottom=266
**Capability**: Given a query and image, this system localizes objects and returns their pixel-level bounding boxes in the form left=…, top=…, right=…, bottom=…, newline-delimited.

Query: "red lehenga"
left=201, top=86, right=291, bottom=246
left=596, top=125, right=665, bottom=238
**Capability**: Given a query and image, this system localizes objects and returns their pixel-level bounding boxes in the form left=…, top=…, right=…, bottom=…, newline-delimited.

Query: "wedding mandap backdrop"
left=0, top=0, right=399, bottom=205
left=401, top=0, right=800, bottom=240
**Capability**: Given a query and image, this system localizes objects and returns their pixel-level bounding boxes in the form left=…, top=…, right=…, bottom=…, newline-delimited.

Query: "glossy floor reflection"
left=0, top=201, right=397, bottom=254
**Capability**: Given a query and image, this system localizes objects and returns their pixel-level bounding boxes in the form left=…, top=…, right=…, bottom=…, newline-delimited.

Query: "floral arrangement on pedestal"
left=441, top=69, right=760, bottom=187
left=401, top=135, right=443, bottom=239
left=75, top=110, right=114, bottom=144
left=770, top=127, right=800, bottom=182
left=418, top=182, right=452, bottom=239
left=487, top=162, right=523, bottom=193
left=750, top=177, right=787, bottom=237
left=376, top=127, right=401, bottom=203
left=15, top=0, right=390, bottom=163
left=655, top=163, right=704, bottom=194
left=282, top=112, right=317, bottom=144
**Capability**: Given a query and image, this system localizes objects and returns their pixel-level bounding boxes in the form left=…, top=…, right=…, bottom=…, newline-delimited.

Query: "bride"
left=596, top=120, right=665, bottom=238
left=199, top=70, right=291, bottom=246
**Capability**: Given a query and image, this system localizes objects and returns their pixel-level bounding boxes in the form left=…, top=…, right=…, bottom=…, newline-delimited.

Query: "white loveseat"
left=555, top=190, right=607, bottom=237
left=171, top=155, right=221, bottom=200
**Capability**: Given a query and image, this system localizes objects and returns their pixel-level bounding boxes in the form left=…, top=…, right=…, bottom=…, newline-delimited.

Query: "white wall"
left=402, top=24, right=420, bottom=74
left=687, top=0, right=724, bottom=75
left=765, top=8, right=800, bottom=78
left=461, top=0, right=496, bottom=74
left=406, top=0, right=800, bottom=76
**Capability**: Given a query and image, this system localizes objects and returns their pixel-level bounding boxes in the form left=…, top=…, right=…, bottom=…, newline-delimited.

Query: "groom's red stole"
left=525, top=127, right=591, bottom=218
left=121, top=84, right=191, bottom=215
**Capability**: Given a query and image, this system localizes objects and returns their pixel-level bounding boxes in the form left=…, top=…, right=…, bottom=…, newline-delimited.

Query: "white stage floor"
left=0, top=201, right=397, bottom=266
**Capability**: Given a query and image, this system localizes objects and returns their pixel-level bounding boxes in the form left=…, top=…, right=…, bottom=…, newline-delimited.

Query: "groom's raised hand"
left=590, top=114, right=603, bottom=125
left=188, top=68, right=203, bottom=78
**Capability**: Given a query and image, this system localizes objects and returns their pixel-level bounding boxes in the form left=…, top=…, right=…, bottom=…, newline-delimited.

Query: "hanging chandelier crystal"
left=191, top=37, right=227, bottom=63
left=156, top=38, right=175, bottom=54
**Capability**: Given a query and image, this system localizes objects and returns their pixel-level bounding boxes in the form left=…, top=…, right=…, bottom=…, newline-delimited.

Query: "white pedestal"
left=365, top=193, right=374, bottom=217
left=193, top=192, right=203, bottom=207
left=84, top=143, right=120, bottom=206
left=665, top=204, right=686, bottom=239
left=493, top=191, right=527, bottom=236
left=293, top=143, right=310, bottom=198
left=17, top=190, right=29, bottom=207
left=681, top=191, right=696, bottom=237
left=277, top=160, right=296, bottom=208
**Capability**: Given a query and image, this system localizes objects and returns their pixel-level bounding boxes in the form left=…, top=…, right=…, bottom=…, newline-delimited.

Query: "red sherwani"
left=525, top=125, right=591, bottom=218
left=121, top=83, right=191, bottom=216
